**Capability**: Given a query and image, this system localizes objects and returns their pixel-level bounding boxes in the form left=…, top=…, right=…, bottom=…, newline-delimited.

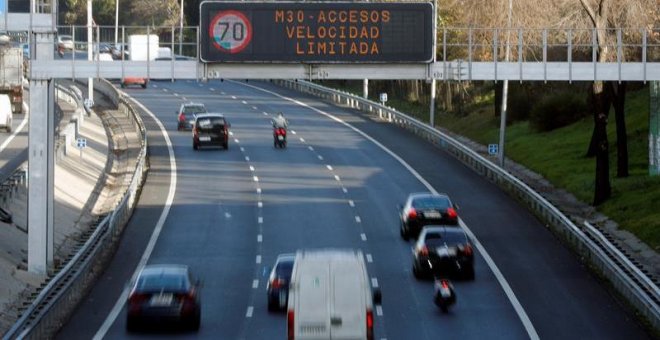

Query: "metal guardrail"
left=2, top=80, right=148, bottom=339
left=274, top=79, right=660, bottom=331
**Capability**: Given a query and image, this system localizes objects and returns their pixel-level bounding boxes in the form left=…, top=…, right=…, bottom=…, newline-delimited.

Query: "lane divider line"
left=232, top=80, right=539, bottom=340
left=252, top=280, right=259, bottom=289
left=246, top=306, right=254, bottom=318
left=93, top=91, right=178, bottom=340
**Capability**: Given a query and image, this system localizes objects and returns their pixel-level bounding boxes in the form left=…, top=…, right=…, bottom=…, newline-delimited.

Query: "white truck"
left=0, top=47, right=24, bottom=114
left=128, top=34, right=159, bottom=61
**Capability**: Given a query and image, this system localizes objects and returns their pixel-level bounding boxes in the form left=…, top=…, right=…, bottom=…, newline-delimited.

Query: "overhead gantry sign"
left=200, top=1, right=435, bottom=63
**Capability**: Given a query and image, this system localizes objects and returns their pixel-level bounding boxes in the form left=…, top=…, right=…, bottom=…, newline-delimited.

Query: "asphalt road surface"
left=56, top=79, right=651, bottom=340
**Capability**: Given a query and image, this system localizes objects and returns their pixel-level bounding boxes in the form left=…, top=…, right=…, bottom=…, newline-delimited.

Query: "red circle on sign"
left=209, top=10, right=253, bottom=54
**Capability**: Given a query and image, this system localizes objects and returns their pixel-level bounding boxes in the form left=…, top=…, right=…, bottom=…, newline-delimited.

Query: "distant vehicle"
left=177, top=102, right=207, bottom=131
left=0, top=94, right=13, bottom=132
left=0, top=47, right=24, bottom=113
left=266, top=253, right=295, bottom=312
left=192, top=113, right=230, bottom=150
left=412, top=226, right=475, bottom=280
left=399, top=192, right=459, bottom=240
left=110, top=43, right=129, bottom=60
left=121, top=77, right=148, bottom=89
left=287, top=249, right=381, bottom=340
left=128, top=34, right=158, bottom=61
left=95, top=52, right=113, bottom=61
left=126, top=264, right=201, bottom=331
left=56, top=35, right=74, bottom=51
left=93, top=42, right=112, bottom=54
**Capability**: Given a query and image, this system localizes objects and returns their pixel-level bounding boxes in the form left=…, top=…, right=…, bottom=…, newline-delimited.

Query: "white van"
left=287, top=249, right=381, bottom=340
left=0, top=94, right=13, bottom=132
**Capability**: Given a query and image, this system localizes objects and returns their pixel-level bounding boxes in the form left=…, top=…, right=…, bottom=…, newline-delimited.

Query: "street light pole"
left=179, top=0, right=184, bottom=56
left=87, top=0, right=93, bottom=102
left=497, top=0, right=513, bottom=167
left=114, top=0, right=119, bottom=45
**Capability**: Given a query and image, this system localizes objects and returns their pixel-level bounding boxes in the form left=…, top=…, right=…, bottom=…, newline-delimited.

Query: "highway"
left=56, top=80, right=650, bottom=339
left=0, top=110, right=28, bottom=183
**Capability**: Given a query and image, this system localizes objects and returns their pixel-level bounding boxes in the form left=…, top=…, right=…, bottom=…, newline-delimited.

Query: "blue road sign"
left=488, top=143, right=498, bottom=155
left=76, top=138, right=87, bottom=149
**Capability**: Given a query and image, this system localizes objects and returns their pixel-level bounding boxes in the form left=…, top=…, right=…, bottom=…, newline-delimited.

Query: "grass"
left=323, top=81, right=659, bottom=250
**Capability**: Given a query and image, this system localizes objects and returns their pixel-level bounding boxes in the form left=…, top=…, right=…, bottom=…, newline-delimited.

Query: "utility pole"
left=87, top=0, right=93, bottom=104
left=498, top=0, right=513, bottom=167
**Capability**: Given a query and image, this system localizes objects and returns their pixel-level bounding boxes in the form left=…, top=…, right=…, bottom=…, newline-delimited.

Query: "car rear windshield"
left=137, top=273, right=190, bottom=292
left=424, top=231, right=466, bottom=247
left=412, top=196, right=450, bottom=209
left=276, top=261, right=294, bottom=276
left=184, top=106, right=205, bottom=115
left=196, top=117, right=226, bottom=131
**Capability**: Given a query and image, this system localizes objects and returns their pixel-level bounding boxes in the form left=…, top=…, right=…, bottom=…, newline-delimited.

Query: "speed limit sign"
left=209, top=10, right=253, bottom=54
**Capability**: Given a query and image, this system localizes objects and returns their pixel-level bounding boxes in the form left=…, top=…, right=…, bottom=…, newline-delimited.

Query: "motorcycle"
left=428, top=257, right=456, bottom=313
left=274, top=127, right=287, bottom=148
left=433, top=278, right=456, bottom=312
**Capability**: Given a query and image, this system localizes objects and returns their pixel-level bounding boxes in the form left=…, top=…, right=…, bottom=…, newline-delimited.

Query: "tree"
left=127, top=0, right=181, bottom=27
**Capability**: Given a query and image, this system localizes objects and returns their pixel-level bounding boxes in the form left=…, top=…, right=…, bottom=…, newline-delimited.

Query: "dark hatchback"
left=400, top=192, right=459, bottom=240
left=126, top=264, right=201, bottom=331
left=192, top=113, right=230, bottom=150
left=412, top=226, right=474, bottom=280
left=267, top=253, right=295, bottom=311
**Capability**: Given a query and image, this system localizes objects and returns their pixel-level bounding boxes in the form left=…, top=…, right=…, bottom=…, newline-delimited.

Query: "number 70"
left=218, top=21, right=246, bottom=41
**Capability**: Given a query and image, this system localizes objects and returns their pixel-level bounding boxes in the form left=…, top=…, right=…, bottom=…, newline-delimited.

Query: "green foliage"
left=529, top=91, right=588, bottom=132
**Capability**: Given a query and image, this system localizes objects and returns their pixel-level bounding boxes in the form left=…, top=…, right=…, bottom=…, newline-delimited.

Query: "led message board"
left=200, top=1, right=434, bottom=63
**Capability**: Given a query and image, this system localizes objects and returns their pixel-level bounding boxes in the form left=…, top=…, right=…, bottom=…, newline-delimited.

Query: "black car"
left=399, top=192, right=459, bottom=240
left=192, top=113, right=230, bottom=150
left=412, top=226, right=474, bottom=280
left=126, top=264, right=201, bottom=331
left=266, top=253, right=295, bottom=311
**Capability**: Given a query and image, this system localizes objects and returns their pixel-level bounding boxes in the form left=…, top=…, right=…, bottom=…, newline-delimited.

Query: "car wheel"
left=188, top=313, right=201, bottom=331
left=126, top=316, right=139, bottom=332
left=267, top=298, right=277, bottom=312
left=193, top=143, right=199, bottom=150
left=463, top=266, right=475, bottom=281
left=400, top=223, right=409, bottom=241
left=141, top=83, right=147, bottom=89
left=412, top=262, right=422, bottom=279
left=224, top=142, right=228, bottom=150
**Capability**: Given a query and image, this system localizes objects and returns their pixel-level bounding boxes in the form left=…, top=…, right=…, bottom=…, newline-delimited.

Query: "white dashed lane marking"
left=210, top=88, right=215, bottom=91
left=256, top=188, right=261, bottom=194
left=348, top=200, right=355, bottom=207
left=231, top=95, right=237, bottom=99
left=371, top=278, right=379, bottom=288
left=221, top=91, right=226, bottom=95
left=246, top=306, right=254, bottom=318
left=234, top=139, right=240, bottom=143
left=249, top=166, right=255, bottom=171
left=291, top=130, right=297, bottom=135
left=257, top=234, right=263, bottom=242
left=229, top=131, right=234, bottom=136
left=342, top=188, right=348, bottom=193
left=355, top=216, right=361, bottom=223
left=252, top=280, right=259, bottom=289
left=366, top=254, right=373, bottom=263
left=256, top=255, right=262, bottom=264
left=360, top=233, right=367, bottom=241
left=299, top=137, right=305, bottom=142
left=242, top=100, right=248, bottom=104
left=376, top=306, right=383, bottom=316
left=326, top=165, right=333, bottom=171
left=253, top=176, right=259, bottom=182
left=308, top=146, right=314, bottom=151
left=252, top=106, right=258, bottom=110
left=318, top=155, right=324, bottom=160
left=258, top=201, right=263, bottom=208
left=258, top=217, right=263, bottom=224
left=245, top=156, right=250, bottom=161
left=174, top=93, right=179, bottom=97
left=240, top=147, right=245, bottom=152
left=334, top=175, right=341, bottom=181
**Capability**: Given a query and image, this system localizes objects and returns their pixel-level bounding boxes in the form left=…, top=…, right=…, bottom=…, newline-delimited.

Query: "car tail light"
left=440, top=280, right=450, bottom=289
left=446, top=207, right=458, bottom=219
left=287, top=310, right=295, bottom=340
left=417, top=245, right=429, bottom=256
left=366, top=309, right=374, bottom=340
left=271, top=278, right=285, bottom=289
left=178, top=113, right=186, bottom=122
left=128, top=292, right=148, bottom=311
left=407, top=208, right=417, bottom=220
left=193, top=127, right=198, bottom=138
left=463, top=244, right=473, bottom=256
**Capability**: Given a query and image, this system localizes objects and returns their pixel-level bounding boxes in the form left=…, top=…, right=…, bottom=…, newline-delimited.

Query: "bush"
left=530, top=92, right=588, bottom=132
left=506, top=85, right=532, bottom=123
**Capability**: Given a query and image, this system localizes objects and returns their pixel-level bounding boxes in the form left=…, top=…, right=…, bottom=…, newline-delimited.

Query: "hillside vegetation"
left=326, top=80, right=659, bottom=250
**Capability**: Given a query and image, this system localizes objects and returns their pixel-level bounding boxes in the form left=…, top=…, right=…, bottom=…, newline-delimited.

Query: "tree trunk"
left=612, top=81, right=629, bottom=177
left=593, top=81, right=612, bottom=205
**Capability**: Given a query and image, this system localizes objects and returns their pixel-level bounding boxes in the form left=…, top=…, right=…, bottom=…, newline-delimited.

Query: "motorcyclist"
left=272, top=112, right=288, bottom=129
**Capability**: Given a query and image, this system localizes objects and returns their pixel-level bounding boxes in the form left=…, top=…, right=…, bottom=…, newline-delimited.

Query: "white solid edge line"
left=0, top=111, right=29, bottom=153
left=232, top=80, right=540, bottom=340
left=93, top=93, right=178, bottom=340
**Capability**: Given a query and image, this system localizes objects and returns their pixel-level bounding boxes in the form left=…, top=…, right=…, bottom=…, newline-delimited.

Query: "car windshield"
left=137, top=273, right=190, bottom=292
left=412, top=196, right=450, bottom=209
left=424, top=231, right=466, bottom=247
left=184, top=106, right=205, bottom=115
